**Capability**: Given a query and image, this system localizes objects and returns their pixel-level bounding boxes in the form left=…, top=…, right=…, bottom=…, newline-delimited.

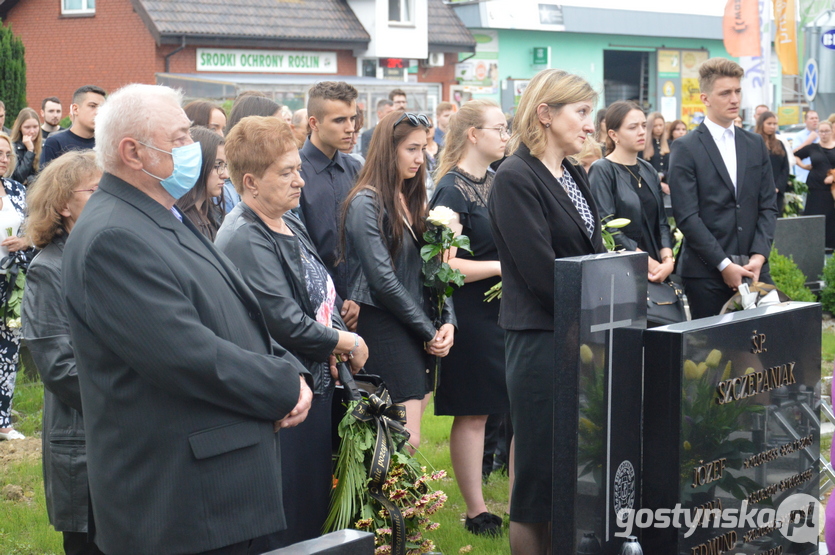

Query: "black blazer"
left=588, top=157, right=673, bottom=259
left=489, top=144, right=606, bottom=331
left=669, top=123, right=778, bottom=279
left=216, top=203, right=348, bottom=395
left=62, top=173, right=309, bottom=554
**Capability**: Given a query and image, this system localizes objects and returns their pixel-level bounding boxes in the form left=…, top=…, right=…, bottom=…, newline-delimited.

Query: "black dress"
left=430, top=169, right=509, bottom=416
left=795, top=143, right=835, bottom=248
left=647, top=137, right=669, bottom=180
left=768, top=148, right=790, bottom=216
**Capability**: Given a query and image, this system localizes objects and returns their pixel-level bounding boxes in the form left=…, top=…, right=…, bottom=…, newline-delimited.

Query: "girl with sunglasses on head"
left=342, top=110, right=456, bottom=452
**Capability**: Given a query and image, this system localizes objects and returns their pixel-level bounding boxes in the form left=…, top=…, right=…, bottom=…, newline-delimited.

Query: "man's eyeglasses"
left=476, top=126, right=510, bottom=139
left=394, top=112, right=430, bottom=128
left=213, top=162, right=228, bottom=174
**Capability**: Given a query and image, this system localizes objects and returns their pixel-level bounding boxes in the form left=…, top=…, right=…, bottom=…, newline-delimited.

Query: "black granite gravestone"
left=773, top=215, right=825, bottom=290
left=642, top=303, right=821, bottom=554
left=265, top=530, right=375, bottom=555
left=552, top=252, right=647, bottom=555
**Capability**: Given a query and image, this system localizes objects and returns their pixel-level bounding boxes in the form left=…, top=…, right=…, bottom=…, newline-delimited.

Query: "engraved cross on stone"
left=588, top=274, right=633, bottom=541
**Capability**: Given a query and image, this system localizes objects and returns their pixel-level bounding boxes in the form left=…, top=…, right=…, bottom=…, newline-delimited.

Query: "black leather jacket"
left=13, top=141, right=36, bottom=185
left=588, top=157, right=673, bottom=260
left=21, top=234, right=90, bottom=533
left=344, top=190, right=455, bottom=342
left=215, top=203, right=346, bottom=395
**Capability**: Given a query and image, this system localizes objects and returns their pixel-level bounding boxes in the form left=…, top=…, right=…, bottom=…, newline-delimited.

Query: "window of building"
left=62, top=0, right=95, bottom=15
left=388, top=0, right=412, bottom=24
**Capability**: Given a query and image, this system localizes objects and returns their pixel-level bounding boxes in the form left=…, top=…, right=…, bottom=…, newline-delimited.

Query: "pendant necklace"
left=621, top=164, right=642, bottom=188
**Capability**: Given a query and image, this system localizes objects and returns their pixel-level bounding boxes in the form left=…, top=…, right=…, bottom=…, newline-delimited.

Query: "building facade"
left=451, top=0, right=786, bottom=127
left=0, top=0, right=474, bottom=124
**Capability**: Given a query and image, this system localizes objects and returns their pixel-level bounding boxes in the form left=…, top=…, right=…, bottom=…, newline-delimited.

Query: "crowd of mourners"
left=0, top=55, right=825, bottom=555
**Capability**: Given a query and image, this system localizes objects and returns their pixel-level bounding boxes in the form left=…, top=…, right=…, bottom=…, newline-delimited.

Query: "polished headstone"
left=642, top=303, right=821, bottom=554
left=552, top=251, right=647, bottom=555
left=773, top=215, right=825, bottom=289
left=265, top=530, right=375, bottom=555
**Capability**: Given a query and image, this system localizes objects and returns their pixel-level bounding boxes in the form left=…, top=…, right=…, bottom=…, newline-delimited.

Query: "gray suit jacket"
left=669, top=123, right=777, bottom=279
left=62, top=173, right=309, bottom=554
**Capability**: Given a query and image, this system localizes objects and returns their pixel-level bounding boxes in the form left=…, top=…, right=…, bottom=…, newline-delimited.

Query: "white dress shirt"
left=703, top=116, right=738, bottom=192
left=703, top=117, right=738, bottom=272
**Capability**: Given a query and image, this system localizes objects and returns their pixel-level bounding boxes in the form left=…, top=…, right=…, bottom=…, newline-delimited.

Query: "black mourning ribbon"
left=350, top=385, right=410, bottom=555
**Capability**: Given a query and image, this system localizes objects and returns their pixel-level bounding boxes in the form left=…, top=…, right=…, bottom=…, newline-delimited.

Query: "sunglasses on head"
left=394, top=112, right=430, bottom=128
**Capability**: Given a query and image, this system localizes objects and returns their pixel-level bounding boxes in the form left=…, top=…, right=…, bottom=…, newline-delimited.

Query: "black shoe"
left=465, top=512, right=503, bottom=536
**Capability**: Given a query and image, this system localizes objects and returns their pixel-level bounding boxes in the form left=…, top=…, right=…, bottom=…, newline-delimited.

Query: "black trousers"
left=63, top=532, right=104, bottom=555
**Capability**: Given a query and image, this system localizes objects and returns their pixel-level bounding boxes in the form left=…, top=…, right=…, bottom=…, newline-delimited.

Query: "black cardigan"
left=588, top=157, right=673, bottom=260
left=215, top=203, right=346, bottom=394
left=489, top=143, right=606, bottom=331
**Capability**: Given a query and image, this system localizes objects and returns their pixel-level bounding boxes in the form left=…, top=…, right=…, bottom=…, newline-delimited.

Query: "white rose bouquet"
left=420, top=206, right=471, bottom=386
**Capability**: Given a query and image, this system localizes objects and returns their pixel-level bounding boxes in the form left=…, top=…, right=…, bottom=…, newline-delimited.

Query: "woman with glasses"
left=342, top=110, right=456, bottom=452
left=794, top=119, right=835, bottom=248
left=489, top=70, right=605, bottom=554
left=430, top=99, right=509, bottom=536
left=175, top=127, right=226, bottom=240
left=21, top=151, right=103, bottom=554
left=588, top=101, right=674, bottom=284
left=0, top=133, right=36, bottom=441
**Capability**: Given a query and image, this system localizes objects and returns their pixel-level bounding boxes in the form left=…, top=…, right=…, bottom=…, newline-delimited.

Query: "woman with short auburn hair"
left=22, top=150, right=102, bottom=553
left=216, top=115, right=369, bottom=547
left=489, top=68, right=605, bottom=554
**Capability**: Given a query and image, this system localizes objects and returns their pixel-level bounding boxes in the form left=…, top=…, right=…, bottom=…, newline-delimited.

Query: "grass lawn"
left=2, top=324, right=833, bottom=554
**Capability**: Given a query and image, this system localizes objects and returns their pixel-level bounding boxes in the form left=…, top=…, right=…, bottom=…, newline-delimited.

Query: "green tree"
left=0, top=23, right=26, bottom=123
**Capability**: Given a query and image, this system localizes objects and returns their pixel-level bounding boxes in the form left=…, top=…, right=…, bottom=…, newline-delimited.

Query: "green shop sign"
left=532, top=47, right=550, bottom=67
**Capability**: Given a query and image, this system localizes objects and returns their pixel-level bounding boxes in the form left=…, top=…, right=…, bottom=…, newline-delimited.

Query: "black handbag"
left=647, top=279, right=687, bottom=327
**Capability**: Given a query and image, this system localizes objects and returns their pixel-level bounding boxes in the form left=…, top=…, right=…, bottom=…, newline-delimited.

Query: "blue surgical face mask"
left=139, top=140, right=202, bottom=200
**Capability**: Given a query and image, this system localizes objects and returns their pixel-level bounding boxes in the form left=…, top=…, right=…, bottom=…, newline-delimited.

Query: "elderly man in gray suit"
left=62, top=83, right=313, bottom=555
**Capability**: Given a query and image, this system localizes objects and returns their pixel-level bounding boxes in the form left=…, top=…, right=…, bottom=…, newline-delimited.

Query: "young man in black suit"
left=669, top=58, right=778, bottom=319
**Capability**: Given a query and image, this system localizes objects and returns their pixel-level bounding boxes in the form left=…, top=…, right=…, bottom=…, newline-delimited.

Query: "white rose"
left=427, top=206, right=456, bottom=227
left=7, top=318, right=21, bottom=329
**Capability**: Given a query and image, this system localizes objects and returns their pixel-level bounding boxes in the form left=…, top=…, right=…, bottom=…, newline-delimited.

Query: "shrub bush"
left=820, top=254, right=835, bottom=313
left=770, top=247, right=815, bottom=302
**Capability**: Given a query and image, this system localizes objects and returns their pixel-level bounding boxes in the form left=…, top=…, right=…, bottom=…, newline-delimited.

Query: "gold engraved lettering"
left=751, top=331, right=767, bottom=353
left=714, top=361, right=798, bottom=405
left=692, top=458, right=727, bottom=488
left=690, top=530, right=737, bottom=555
